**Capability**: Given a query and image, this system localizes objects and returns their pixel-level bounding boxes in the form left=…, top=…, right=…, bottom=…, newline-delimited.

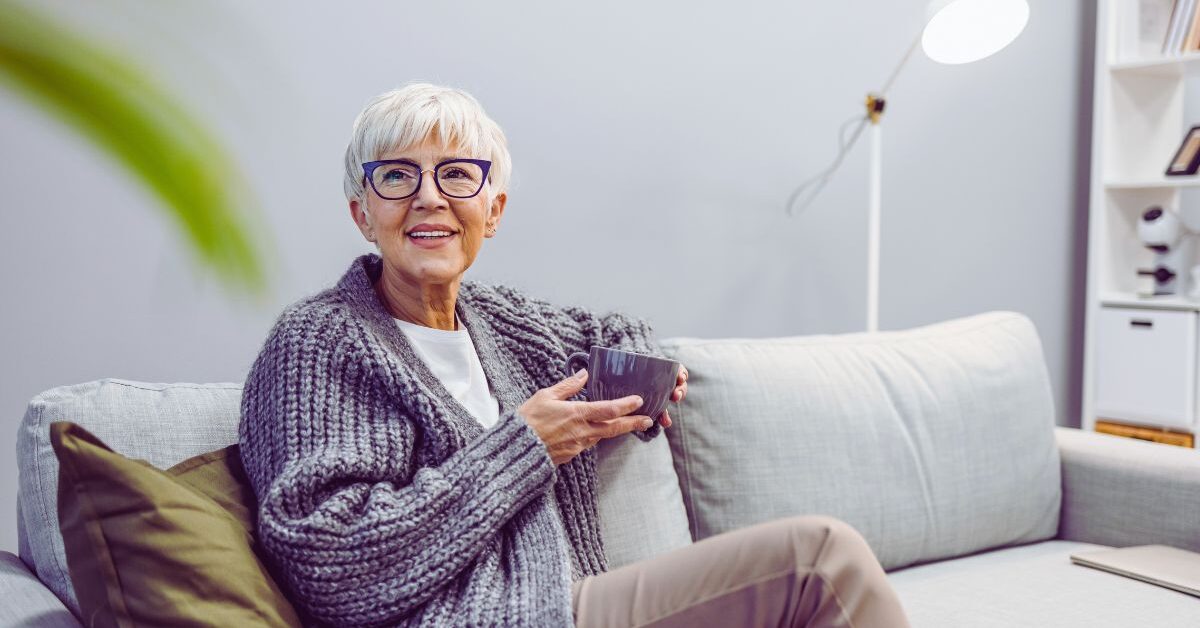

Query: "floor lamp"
left=787, top=0, right=1030, bottom=332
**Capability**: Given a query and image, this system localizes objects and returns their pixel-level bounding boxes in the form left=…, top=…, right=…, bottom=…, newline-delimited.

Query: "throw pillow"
left=51, top=421, right=301, bottom=627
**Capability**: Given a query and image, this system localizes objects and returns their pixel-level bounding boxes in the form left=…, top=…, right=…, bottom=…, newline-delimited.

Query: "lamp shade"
left=921, top=0, right=1029, bottom=65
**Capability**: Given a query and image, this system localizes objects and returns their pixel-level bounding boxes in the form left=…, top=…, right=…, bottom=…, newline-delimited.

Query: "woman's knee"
left=775, top=515, right=875, bottom=560
left=781, top=514, right=862, bottom=539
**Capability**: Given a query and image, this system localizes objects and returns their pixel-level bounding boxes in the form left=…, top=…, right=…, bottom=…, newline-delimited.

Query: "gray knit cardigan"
left=239, top=253, right=665, bottom=627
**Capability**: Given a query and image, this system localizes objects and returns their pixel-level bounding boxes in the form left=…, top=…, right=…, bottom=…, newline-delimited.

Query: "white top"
left=394, top=315, right=501, bottom=429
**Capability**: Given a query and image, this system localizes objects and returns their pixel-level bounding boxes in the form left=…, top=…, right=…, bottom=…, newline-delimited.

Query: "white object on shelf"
left=1094, top=306, right=1197, bottom=430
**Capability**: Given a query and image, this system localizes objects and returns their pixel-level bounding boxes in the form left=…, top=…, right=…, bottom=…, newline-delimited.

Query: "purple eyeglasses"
left=362, top=158, right=492, bottom=200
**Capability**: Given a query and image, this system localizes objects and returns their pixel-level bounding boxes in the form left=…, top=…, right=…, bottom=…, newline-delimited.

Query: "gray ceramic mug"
left=565, top=346, right=681, bottom=420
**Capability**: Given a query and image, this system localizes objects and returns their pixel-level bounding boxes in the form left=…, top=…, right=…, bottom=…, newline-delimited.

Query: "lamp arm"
left=878, top=32, right=923, bottom=98
left=784, top=30, right=922, bottom=217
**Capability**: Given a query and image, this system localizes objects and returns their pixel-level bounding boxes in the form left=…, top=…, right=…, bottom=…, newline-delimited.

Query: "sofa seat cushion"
left=17, top=379, right=689, bottom=616
left=659, top=311, right=1061, bottom=572
left=0, top=551, right=79, bottom=628
left=888, top=540, right=1200, bottom=627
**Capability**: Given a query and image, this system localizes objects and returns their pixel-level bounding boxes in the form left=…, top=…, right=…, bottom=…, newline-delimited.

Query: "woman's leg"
left=572, top=515, right=909, bottom=628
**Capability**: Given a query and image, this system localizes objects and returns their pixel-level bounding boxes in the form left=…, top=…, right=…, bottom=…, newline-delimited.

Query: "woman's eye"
left=382, top=169, right=413, bottom=182
left=442, top=167, right=468, bottom=179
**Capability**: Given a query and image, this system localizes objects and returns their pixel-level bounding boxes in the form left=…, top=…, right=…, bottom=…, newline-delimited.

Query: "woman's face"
left=350, top=138, right=506, bottom=288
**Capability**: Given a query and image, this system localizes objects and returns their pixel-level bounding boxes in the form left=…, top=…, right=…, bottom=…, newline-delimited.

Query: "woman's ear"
left=350, top=198, right=375, bottom=242
left=485, top=192, right=507, bottom=238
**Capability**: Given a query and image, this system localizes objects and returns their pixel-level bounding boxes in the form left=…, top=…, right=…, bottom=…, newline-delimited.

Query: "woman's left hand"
left=660, top=365, right=688, bottom=429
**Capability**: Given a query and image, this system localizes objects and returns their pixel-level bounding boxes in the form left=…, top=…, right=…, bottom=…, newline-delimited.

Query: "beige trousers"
left=572, top=515, right=910, bottom=628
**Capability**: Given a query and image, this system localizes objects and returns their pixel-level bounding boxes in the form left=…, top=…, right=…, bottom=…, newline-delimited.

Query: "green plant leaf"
left=0, top=0, right=267, bottom=293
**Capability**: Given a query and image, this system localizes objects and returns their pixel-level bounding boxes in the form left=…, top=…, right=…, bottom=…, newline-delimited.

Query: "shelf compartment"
left=1094, top=306, right=1197, bottom=430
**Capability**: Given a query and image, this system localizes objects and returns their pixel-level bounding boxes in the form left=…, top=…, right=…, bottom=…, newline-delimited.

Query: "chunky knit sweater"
left=239, top=253, right=664, bottom=627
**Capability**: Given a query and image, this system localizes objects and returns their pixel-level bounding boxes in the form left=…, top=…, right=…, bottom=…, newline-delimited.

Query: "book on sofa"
left=1070, top=545, right=1200, bottom=598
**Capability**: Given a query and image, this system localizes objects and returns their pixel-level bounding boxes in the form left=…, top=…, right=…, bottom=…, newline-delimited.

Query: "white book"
left=1170, top=0, right=1198, bottom=54
left=1165, top=0, right=1188, bottom=54
left=1139, top=0, right=1177, bottom=57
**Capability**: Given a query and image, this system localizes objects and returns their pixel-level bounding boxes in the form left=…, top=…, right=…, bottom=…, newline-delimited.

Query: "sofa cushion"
left=17, top=379, right=690, bottom=615
left=52, top=422, right=302, bottom=627
left=888, top=540, right=1200, bottom=627
left=659, top=311, right=1061, bottom=572
left=0, top=551, right=79, bottom=628
left=593, top=430, right=692, bottom=568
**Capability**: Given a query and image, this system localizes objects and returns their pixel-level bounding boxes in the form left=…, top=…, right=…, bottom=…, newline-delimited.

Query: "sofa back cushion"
left=18, top=380, right=690, bottom=616
left=658, top=311, right=1061, bottom=572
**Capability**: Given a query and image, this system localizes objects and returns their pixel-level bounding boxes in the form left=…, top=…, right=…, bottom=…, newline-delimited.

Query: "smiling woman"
left=237, top=82, right=906, bottom=627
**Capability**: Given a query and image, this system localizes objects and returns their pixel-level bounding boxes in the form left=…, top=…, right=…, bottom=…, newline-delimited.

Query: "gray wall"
left=0, top=1, right=1093, bottom=553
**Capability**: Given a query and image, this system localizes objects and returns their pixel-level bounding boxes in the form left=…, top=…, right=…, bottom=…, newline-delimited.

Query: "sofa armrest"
left=1055, top=427, right=1200, bottom=552
left=0, top=551, right=80, bottom=627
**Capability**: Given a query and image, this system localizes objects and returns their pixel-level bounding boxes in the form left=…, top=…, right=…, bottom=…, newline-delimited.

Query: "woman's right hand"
left=518, top=369, right=652, bottom=466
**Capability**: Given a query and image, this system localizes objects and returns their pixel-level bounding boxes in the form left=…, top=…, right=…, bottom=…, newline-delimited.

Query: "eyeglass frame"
left=361, top=158, right=493, bottom=200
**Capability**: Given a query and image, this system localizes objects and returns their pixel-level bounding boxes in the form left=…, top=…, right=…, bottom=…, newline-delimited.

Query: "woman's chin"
left=406, top=262, right=466, bottom=285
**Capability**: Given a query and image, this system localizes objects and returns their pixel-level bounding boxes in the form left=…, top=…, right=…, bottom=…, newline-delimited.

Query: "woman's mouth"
left=407, top=230, right=457, bottom=249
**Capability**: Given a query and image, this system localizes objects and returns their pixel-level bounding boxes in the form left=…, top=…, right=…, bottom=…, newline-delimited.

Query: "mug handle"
left=568, top=350, right=592, bottom=401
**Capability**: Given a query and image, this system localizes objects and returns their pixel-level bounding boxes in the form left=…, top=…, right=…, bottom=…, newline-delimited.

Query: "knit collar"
left=334, top=253, right=528, bottom=452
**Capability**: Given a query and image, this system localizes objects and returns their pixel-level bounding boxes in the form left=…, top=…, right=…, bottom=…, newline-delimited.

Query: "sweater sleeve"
left=501, top=288, right=669, bottom=441
left=238, top=308, right=557, bottom=626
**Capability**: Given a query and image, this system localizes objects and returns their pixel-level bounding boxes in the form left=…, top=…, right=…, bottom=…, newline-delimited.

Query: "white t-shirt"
left=394, top=315, right=501, bottom=429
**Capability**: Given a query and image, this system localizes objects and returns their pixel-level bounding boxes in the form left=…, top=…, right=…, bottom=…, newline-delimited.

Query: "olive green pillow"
left=50, top=421, right=302, bottom=627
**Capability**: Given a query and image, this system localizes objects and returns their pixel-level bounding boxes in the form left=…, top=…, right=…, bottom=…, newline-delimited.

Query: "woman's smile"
left=407, top=232, right=456, bottom=249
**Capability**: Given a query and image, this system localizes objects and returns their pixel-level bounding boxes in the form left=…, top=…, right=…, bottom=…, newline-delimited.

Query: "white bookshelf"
left=1083, top=1, right=1200, bottom=446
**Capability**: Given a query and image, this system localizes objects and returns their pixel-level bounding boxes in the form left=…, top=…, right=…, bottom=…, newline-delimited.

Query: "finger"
left=578, top=394, right=643, bottom=422
left=546, top=369, right=588, bottom=400
left=672, top=386, right=684, bottom=401
left=660, top=408, right=672, bottom=428
left=592, top=414, right=654, bottom=439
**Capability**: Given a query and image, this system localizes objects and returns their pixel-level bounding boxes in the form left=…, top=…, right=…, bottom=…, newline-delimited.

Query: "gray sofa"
left=6, top=311, right=1200, bottom=626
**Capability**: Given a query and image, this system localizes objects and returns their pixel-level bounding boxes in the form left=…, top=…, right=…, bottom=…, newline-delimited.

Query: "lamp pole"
left=865, top=34, right=921, bottom=332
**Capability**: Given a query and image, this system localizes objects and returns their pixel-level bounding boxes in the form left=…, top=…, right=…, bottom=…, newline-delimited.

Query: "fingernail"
left=641, top=419, right=653, bottom=429
left=575, top=369, right=587, bottom=379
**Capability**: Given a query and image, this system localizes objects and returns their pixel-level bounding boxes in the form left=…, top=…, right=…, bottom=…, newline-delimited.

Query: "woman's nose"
left=411, top=171, right=449, bottom=211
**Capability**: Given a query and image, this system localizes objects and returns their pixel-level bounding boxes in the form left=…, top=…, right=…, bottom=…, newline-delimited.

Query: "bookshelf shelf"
left=1099, top=291, right=1200, bottom=311
left=1105, top=176, right=1200, bottom=188
left=1110, top=52, right=1200, bottom=75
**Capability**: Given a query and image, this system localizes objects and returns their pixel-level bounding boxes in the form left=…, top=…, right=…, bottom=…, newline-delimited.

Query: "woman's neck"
left=373, top=267, right=459, bottom=331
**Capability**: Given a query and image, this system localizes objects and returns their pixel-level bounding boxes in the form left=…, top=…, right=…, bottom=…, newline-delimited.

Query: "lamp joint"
left=865, top=93, right=886, bottom=124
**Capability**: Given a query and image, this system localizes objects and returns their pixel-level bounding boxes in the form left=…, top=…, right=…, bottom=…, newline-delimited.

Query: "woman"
left=239, top=83, right=910, bottom=627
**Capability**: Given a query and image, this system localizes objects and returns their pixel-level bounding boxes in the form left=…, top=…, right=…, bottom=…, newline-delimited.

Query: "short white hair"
left=343, top=82, right=512, bottom=202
